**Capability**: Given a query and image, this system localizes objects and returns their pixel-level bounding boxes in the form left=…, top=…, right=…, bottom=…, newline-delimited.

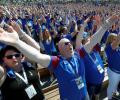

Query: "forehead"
left=58, top=38, right=70, bottom=45
left=4, top=50, right=17, bottom=55
left=63, top=27, right=67, bottom=30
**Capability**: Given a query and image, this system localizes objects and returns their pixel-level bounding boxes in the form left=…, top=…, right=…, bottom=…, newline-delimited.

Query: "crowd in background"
left=0, top=2, right=119, bottom=50
left=0, top=2, right=119, bottom=100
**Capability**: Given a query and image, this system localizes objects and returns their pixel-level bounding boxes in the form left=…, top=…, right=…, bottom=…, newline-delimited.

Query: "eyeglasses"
left=5, top=53, right=21, bottom=59
left=64, top=42, right=71, bottom=45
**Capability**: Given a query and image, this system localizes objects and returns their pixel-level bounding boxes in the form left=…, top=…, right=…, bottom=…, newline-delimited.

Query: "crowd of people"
left=0, top=2, right=119, bottom=100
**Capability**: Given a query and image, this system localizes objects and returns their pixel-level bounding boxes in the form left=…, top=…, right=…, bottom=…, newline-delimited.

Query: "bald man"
left=50, top=38, right=89, bottom=100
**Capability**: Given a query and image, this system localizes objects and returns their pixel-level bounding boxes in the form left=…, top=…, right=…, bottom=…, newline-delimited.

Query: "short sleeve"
left=48, top=56, right=60, bottom=71
left=93, top=43, right=101, bottom=52
left=76, top=47, right=86, bottom=58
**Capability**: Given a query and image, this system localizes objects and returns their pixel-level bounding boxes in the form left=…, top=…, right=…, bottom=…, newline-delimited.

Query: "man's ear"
left=21, top=54, right=25, bottom=61
left=2, top=57, right=5, bottom=62
left=58, top=44, right=63, bottom=53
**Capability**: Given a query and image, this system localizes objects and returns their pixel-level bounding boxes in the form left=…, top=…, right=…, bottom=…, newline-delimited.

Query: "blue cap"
left=83, top=32, right=89, bottom=39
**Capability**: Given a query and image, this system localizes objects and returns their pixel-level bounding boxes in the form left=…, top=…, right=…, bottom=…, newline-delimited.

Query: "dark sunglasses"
left=5, top=53, right=21, bottom=59
left=64, top=42, right=71, bottom=45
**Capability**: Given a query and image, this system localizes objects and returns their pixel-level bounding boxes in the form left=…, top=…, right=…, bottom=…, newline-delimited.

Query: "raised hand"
left=0, top=26, right=19, bottom=45
left=10, top=21, right=28, bottom=39
left=0, top=6, right=5, bottom=11
left=102, top=15, right=119, bottom=29
left=0, top=6, right=10, bottom=17
left=10, top=21, right=22, bottom=34
left=106, top=15, right=119, bottom=24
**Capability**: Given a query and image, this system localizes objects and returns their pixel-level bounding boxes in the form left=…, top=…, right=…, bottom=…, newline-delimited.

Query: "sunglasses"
left=5, top=53, right=21, bottom=59
left=64, top=42, right=71, bottom=45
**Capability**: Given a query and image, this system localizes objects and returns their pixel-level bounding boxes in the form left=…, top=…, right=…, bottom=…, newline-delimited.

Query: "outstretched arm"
left=84, top=15, right=119, bottom=53
left=10, top=21, right=40, bottom=51
left=0, top=27, right=51, bottom=67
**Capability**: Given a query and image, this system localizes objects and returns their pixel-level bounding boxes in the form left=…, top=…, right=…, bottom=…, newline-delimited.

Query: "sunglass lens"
left=15, top=54, right=21, bottom=57
left=65, top=42, right=70, bottom=45
left=6, top=54, right=21, bottom=59
left=6, top=55, right=13, bottom=59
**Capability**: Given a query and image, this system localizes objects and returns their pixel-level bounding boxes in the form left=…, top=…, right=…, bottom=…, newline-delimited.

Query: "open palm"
left=0, top=26, right=19, bottom=45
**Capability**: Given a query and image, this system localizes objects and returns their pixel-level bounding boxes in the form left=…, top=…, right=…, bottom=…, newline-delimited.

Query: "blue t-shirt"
left=33, top=23, right=41, bottom=34
left=48, top=52, right=87, bottom=100
left=109, top=28, right=119, bottom=34
left=105, top=44, right=120, bottom=73
left=77, top=19, right=83, bottom=25
left=87, top=20, right=94, bottom=31
left=70, top=25, right=75, bottom=33
left=21, top=18, right=33, bottom=31
left=42, top=40, right=57, bottom=55
left=101, top=30, right=110, bottom=44
left=61, top=34, right=72, bottom=41
left=80, top=46, right=104, bottom=84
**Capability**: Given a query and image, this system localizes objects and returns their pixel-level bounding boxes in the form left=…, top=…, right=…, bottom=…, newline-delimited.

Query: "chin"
left=70, top=51, right=74, bottom=55
left=68, top=52, right=74, bottom=58
left=13, top=63, right=19, bottom=67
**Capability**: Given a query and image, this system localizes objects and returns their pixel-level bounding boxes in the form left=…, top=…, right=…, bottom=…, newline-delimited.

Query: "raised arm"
left=76, top=18, right=90, bottom=49
left=0, top=6, right=11, bottom=18
left=70, top=20, right=78, bottom=37
left=84, top=15, right=119, bottom=53
left=0, top=27, right=51, bottom=67
left=10, top=21, right=40, bottom=51
left=25, top=24, right=32, bottom=37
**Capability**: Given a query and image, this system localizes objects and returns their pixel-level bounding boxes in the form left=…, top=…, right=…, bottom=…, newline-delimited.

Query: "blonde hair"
left=106, top=33, right=117, bottom=44
left=42, top=29, right=51, bottom=41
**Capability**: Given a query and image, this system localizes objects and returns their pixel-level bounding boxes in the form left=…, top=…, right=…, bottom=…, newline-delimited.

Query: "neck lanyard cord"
left=15, top=67, right=28, bottom=84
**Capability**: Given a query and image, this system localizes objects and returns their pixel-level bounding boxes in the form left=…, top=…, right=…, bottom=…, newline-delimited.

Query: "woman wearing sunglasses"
left=0, top=45, right=45, bottom=100
left=0, top=15, right=118, bottom=100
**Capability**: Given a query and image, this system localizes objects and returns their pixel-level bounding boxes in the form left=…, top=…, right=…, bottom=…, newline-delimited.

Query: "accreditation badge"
left=97, top=65, right=104, bottom=74
left=25, top=85, right=37, bottom=99
left=75, top=76, right=84, bottom=90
